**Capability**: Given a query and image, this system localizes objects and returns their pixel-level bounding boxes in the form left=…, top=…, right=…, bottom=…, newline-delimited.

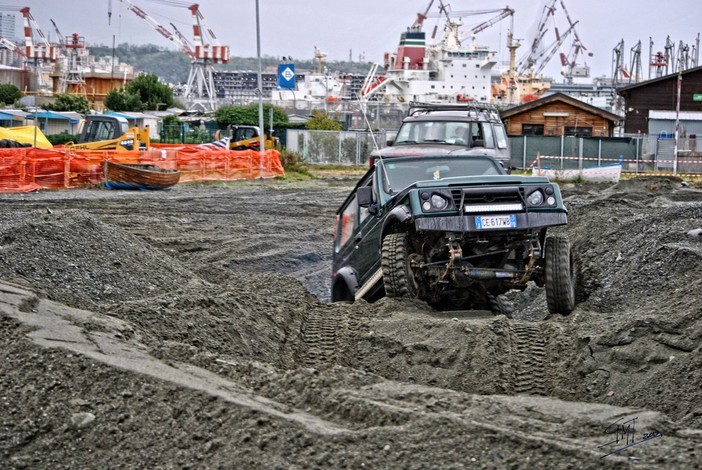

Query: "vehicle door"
left=333, top=170, right=383, bottom=292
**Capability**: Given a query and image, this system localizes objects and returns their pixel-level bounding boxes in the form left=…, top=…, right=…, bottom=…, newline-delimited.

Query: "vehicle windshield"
left=394, top=121, right=472, bottom=145
left=380, top=157, right=503, bottom=194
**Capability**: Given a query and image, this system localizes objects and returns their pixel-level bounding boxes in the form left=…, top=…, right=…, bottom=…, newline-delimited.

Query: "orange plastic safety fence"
left=0, top=145, right=284, bottom=193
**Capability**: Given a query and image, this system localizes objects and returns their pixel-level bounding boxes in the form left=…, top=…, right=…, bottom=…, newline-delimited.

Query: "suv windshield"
left=394, top=121, right=473, bottom=145
left=381, top=156, right=503, bottom=193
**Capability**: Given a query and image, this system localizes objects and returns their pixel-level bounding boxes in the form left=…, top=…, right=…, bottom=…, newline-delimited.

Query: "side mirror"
left=357, top=186, right=373, bottom=207
left=386, top=139, right=394, bottom=147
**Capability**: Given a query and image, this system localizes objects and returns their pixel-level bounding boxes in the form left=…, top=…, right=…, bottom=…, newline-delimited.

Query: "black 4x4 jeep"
left=371, top=102, right=512, bottom=170
left=331, top=153, right=576, bottom=316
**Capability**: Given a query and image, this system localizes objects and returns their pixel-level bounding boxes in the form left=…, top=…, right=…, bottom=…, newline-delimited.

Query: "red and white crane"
left=118, top=0, right=230, bottom=111
left=517, top=0, right=591, bottom=81
left=11, top=6, right=57, bottom=92
left=19, top=7, right=57, bottom=65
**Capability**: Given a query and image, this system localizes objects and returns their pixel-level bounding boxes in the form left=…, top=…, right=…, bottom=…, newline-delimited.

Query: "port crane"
left=0, top=6, right=57, bottom=93
left=50, top=19, right=87, bottom=95
left=20, top=7, right=57, bottom=92
left=118, top=0, right=230, bottom=111
left=517, top=0, right=591, bottom=82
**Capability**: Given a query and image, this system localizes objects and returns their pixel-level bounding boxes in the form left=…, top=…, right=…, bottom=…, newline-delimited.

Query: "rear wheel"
left=382, top=233, right=417, bottom=298
left=331, top=280, right=354, bottom=303
left=544, top=235, right=576, bottom=315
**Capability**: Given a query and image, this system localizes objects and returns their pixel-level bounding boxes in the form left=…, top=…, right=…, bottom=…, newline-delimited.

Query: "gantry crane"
left=517, top=0, right=591, bottom=82
left=20, top=7, right=57, bottom=92
left=0, top=6, right=57, bottom=93
left=119, top=0, right=230, bottom=111
left=50, top=19, right=87, bottom=95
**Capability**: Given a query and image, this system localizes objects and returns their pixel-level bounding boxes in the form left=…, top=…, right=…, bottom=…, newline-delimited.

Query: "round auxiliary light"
left=547, top=196, right=556, bottom=206
left=545, top=186, right=554, bottom=195
left=422, top=201, right=432, bottom=211
left=421, top=191, right=430, bottom=200
left=431, top=194, right=448, bottom=210
left=527, top=190, right=544, bottom=206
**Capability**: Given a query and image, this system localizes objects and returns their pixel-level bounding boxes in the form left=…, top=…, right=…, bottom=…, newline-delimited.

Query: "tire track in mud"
left=298, top=306, right=347, bottom=367
left=510, top=322, right=548, bottom=395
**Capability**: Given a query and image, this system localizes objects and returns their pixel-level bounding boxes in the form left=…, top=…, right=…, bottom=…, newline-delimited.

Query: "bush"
left=278, top=148, right=310, bottom=175
left=47, top=131, right=80, bottom=145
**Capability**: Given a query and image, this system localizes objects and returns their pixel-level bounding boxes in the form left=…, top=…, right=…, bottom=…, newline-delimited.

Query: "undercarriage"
left=382, top=228, right=573, bottom=315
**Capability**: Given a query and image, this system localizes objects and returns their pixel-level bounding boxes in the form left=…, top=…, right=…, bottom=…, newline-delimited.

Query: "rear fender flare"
left=332, top=266, right=359, bottom=300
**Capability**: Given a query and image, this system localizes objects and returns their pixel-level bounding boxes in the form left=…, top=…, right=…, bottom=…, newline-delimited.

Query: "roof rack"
left=407, top=101, right=501, bottom=121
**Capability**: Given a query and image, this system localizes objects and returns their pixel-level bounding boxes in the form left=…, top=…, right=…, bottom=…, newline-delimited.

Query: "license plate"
left=475, top=215, right=517, bottom=229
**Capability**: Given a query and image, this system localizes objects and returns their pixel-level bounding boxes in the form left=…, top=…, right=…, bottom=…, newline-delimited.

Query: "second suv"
left=371, top=101, right=511, bottom=170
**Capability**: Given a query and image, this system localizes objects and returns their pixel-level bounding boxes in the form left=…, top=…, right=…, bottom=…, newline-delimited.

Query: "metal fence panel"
left=284, top=129, right=702, bottom=174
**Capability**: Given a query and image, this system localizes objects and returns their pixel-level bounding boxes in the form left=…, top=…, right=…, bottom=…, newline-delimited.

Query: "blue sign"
left=277, top=63, right=296, bottom=90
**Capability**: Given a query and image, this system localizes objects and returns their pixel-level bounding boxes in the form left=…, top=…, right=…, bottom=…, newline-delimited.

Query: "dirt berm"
left=0, top=175, right=700, bottom=469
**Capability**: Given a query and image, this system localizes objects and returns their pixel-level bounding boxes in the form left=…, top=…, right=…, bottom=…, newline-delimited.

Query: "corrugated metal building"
left=617, top=66, right=702, bottom=134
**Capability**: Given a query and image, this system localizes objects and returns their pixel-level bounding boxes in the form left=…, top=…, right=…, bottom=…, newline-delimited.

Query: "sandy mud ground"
left=0, top=174, right=701, bottom=469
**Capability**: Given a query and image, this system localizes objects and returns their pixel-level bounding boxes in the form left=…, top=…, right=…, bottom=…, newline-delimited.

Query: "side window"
left=337, top=195, right=358, bottom=251
left=482, top=123, right=495, bottom=148
left=96, top=121, right=114, bottom=141
left=335, top=172, right=376, bottom=253
left=470, top=123, right=484, bottom=142
left=494, top=124, right=508, bottom=148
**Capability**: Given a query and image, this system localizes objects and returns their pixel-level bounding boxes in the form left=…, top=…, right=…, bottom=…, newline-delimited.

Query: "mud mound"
left=0, top=210, right=201, bottom=310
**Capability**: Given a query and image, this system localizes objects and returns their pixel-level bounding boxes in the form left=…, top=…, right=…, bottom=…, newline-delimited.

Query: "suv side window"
left=470, top=123, right=484, bottom=145
left=336, top=195, right=358, bottom=252
left=334, top=173, right=374, bottom=253
left=494, top=124, right=508, bottom=149
left=482, top=123, right=495, bottom=148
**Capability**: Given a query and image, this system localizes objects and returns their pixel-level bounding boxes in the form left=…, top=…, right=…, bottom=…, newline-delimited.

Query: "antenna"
left=355, top=93, right=393, bottom=193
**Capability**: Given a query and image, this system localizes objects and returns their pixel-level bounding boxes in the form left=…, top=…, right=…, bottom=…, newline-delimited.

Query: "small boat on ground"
left=103, top=161, right=181, bottom=190
left=532, top=164, right=622, bottom=183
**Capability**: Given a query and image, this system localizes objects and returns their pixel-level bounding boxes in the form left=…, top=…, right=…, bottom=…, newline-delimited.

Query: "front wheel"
left=381, top=233, right=417, bottom=298
left=544, top=235, right=576, bottom=315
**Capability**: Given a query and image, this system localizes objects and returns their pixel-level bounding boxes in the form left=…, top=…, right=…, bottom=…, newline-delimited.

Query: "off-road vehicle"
left=371, top=102, right=511, bottom=170
left=331, top=153, right=575, bottom=315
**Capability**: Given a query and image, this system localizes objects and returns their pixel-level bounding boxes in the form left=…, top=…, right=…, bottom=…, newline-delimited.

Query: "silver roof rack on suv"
left=407, top=101, right=502, bottom=122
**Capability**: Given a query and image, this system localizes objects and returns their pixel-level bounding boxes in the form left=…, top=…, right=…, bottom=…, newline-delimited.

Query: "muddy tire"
left=544, top=235, right=575, bottom=315
left=382, top=233, right=417, bottom=298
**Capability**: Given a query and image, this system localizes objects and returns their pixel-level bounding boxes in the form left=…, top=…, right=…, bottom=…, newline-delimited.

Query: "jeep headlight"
left=431, top=194, right=448, bottom=210
left=527, top=190, right=544, bottom=206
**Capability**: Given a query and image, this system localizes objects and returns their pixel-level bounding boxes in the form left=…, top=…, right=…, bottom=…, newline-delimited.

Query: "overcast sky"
left=5, top=0, right=701, bottom=81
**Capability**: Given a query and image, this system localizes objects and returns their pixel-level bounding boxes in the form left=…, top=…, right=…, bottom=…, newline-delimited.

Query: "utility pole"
left=256, top=0, right=265, bottom=178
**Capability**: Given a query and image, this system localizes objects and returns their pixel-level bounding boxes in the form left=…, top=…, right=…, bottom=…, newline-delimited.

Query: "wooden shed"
left=500, top=92, right=621, bottom=137
left=616, top=66, right=702, bottom=134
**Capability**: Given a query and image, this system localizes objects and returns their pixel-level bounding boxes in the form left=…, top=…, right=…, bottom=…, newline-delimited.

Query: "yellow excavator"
left=228, top=125, right=277, bottom=151
left=64, top=115, right=150, bottom=151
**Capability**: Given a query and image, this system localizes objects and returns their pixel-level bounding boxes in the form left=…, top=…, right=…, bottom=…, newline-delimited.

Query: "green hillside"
left=88, top=43, right=373, bottom=84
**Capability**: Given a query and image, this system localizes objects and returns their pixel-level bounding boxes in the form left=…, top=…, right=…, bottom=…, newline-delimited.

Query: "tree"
left=215, top=104, right=288, bottom=128
left=104, top=73, right=174, bottom=112
left=305, top=111, right=343, bottom=131
left=44, top=93, right=90, bottom=114
left=126, top=73, right=174, bottom=110
left=104, top=89, right=145, bottom=112
left=0, top=84, right=21, bottom=106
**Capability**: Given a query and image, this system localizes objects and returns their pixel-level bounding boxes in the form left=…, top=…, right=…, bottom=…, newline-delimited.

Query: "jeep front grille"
left=452, top=187, right=525, bottom=213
